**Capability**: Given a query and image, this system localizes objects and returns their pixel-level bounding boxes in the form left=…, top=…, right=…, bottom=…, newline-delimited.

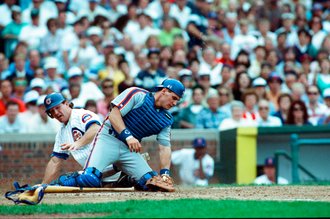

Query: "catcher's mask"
left=44, top=92, right=66, bottom=118
left=155, top=78, right=185, bottom=98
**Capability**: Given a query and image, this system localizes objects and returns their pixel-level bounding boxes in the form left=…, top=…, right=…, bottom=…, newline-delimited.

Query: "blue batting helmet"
left=44, top=92, right=66, bottom=113
left=157, top=78, right=185, bottom=98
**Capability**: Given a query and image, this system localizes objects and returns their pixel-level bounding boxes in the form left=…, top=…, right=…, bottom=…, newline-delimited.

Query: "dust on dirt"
left=1, top=185, right=329, bottom=206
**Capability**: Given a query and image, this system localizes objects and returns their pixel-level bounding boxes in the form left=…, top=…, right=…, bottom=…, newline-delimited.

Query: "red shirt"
left=0, top=98, right=26, bottom=116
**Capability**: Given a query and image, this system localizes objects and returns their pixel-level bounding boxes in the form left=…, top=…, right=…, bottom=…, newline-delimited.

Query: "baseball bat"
left=44, top=186, right=135, bottom=193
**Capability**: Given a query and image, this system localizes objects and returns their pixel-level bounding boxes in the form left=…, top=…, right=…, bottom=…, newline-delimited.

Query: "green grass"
left=1, top=199, right=329, bottom=218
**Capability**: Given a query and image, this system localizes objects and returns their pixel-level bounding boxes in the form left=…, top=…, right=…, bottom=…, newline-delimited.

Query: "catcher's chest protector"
left=123, top=93, right=173, bottom=140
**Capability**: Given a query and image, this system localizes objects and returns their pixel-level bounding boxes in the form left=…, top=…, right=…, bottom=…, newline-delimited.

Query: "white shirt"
left=172, top=148, right=214, bottom=186
left=53, top=108, right=101, bottom=167
left=219, top=118, right=257, bottom=131
left=22, top=1, right=57, bottom=26
left=0, top=3, right=12, bottom=27
left=254, top=174, right=289, bottom=185
left=169, top=4, right=192, bottom=29
left=19, top=24, right=47, bottom=50
left=0, top=114, right=27, bottom=134
left=257, top=115, right=282, bottom=127
left=26, top=114, right=61, bottom=133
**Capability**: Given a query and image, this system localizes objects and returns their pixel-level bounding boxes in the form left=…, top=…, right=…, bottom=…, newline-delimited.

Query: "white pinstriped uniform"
left=53, top=108, right=101, bottom=167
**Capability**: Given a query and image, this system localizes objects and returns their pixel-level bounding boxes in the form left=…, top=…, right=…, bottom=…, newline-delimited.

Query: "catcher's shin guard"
left=134, top=171, right=158, bottom=191
left=57, top=167, right=102, bottom=187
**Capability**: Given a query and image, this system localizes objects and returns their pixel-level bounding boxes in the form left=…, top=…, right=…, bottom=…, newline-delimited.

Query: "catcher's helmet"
left=156, top=78, right=185, bottom=98
left=44, top=92, right=65, bottom=115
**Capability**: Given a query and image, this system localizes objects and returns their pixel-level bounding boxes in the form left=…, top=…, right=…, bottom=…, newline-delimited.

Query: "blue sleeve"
left=51, top=152, right=69, bottom=160
left=85, top=120, right=101, bottom=131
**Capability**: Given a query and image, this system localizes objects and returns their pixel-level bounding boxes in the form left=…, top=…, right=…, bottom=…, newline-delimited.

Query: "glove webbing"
left=4, top=181, right=48, bottom=205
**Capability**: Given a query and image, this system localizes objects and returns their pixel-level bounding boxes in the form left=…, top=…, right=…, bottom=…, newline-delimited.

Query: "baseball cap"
left=30, top=78, right=45, bottom=89
left=156, top=78, right=185, bottom=98
left=252, top=77, right=267, bottom=87
left=178, top=69, right=192, bottom=77
left=31, top=8, right=40, bottom=18
left=67, top=66, right=83, bottom=78
left=193, top=137, right=207, bottom=148
left=54, top=0, right=67, bottom=3
left=323, top=88, right=330, bottom=99
left=24, top=90, right=39, bottom=104
left=264, top=157, right=275, bottom=167
left=44, top=57, right=58, bottom=69
left=44, top=92, right=66, bottom=112
left=37, top=94, right=46, bottom=106
left=281, top=12, right=295, bottom=20
left=11, top=5, right=21, bottom=13
left=267, top=72, right=283, bottom=84
left=87, top=26, right=102, bottom=37
left=312, top=3, right=323, bottom=11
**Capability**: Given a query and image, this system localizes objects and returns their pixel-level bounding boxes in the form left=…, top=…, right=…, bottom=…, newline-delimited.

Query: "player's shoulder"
left=71, top=108, right=100, bottom=123
left=124, top=87, right=149, bottom=95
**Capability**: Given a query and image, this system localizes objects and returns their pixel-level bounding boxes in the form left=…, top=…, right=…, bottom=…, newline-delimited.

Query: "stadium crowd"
left=0, top=0, right=330, bottom=133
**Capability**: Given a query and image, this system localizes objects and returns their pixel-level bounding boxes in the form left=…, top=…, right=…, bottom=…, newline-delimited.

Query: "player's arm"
left=159, top=144, right=171, bottom=170
left=42, top=156, right=64, bottom=184
left=61, top=123, right=100, bottom=151
left=109, top=106, right=141, bottom=153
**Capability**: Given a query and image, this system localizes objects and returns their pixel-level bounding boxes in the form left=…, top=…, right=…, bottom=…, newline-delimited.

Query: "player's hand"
left=126, top=137, right=141, bottom=153
left=61, top=143, right=80, bottom=151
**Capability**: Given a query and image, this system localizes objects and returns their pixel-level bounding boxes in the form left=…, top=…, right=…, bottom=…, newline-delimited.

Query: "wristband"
left=160, top=168, right=170, bottom=175
left=118, top=128, right=132, bottom=142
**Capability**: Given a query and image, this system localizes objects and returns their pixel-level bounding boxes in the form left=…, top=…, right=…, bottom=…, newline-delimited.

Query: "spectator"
left=66, top=66, right=104, bottom=106
left=158, top=16, right=183, bottom=47
left=0, top=0, right=17, bottom=30
left=12, top=78, right=28, bottom=100
left=43, top=57, right=68, bottom=92
left=19, top=8, right=48, bottom=50
left=1, top=5, right=27, bottom=58
left=97, top=78, right=115, bottom=117
left=177, top=68, right=194, bottom=108
left=40, top=17, right=62, bottom=58
left=0, top=100, right=27, bottom=133
left=195, top=92, right=229, bottom=129
left=218, top=64, right=234, bottom=89
left=309, top=15, right=328, bottom=51
left=219, top=100, right=256, bottom=131
left=199, top=47, right=223, bottom=87
left=171, top=137, right=214, bottom=186
left=305, top=85, right=327, bottom=126
left=241, top=89, right=259, bottom=122
left=254, top=156, right=289, bottom=185
left=29, top=77, right=45, bottom=95
left=248, top=45, right=267, bottom=79
left=26, top=94, right=60, bottom=133
left=168, top=0, right=192, bottom=29
left=98, top=52, right=125, bottom=96
left=134, top=48, right=167, bottom=91
left=286, top=100, right=312, bottom=126
left=317, top=88, right=330, bottom=125
left=176, top=85, right=206, bottom=129
left=272, top=93, right=293, bottom=124
left=232, top=71, right=251, bottom=101
left=20, top=89, right=39, bottom=121
left=266, top=72, right=284, bottom=111
left=256, top=99, right=282, bottom=127
left=7, top=53, right=34, bottom=84
left=0, top=79, right=26, bottom=116
left=315, top=58, right=330, bottom=94
left=216, top=85, right=232, bottom=117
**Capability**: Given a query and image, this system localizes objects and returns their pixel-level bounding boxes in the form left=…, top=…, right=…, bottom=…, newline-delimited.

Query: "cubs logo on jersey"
left=72, top=128, right=84, bottom=141
left=82, top=113, right=92, bottom=123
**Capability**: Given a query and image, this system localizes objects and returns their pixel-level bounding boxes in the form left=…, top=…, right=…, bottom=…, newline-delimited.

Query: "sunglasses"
left=258, top=106, right=269, bottom=110
left=308, top=92, right=318, bottom=95
left=293, top=106, right=303, bottom=111
left=219, top=93, right=229, bottom=96
left=103, top=85, right=113, bottom=89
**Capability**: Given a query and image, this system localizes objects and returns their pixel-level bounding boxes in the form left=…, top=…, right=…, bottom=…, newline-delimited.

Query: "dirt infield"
left=1, top=185, right=329, bottom=205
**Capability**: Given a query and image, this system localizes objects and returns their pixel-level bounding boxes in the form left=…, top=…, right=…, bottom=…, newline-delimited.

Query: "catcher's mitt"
left=5, top=182, right=47, bottom=205
left=146, top=174, right=175, bottom=192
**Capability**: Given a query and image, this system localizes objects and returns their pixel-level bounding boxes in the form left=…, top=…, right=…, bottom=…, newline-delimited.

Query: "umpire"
left=55, top=78, right=185, bottom=192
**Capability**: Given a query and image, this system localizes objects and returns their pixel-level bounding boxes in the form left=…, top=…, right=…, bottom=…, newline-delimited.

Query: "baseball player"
left=54, top=78, right=185, bottom=192
left=41, top=92, right=122, bottom=185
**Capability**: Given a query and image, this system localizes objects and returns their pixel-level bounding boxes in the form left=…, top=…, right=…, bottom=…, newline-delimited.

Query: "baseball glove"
left=5, top=182, right=47, bottom=205
left=146, top=174, right=175, bottom=192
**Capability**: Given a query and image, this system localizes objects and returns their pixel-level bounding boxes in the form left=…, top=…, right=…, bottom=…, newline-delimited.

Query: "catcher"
left=53, top=78, right=185, bottom=192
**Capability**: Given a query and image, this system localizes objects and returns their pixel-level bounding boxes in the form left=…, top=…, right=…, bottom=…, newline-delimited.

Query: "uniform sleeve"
left=76, top=109, right=101, bottom=132
left=51, top=131, right=69, bottom=159
left=111, top=87, right=148, bottom=117
left=156, top=126, right=171, bottom=147
left=204, top=155, right=215, bottom=178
